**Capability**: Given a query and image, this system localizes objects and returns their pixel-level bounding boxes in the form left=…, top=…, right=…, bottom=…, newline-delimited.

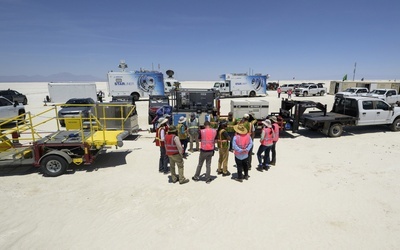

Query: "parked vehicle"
left=57, top=98, right=96, bottom=127
left=48, top=82, right=97, bottom=103
left=294, top=83, right=327, bottom=97
left=0, top=96, right=25, bottom=122
left=164, top=70, right=181, bottom=95
left=0, top=89, right=28, bottom=105
left=279, top=84, right=296, bottom=93
left=335, top=87, right=369, bottom=98
left=212, top=73, right=268, bottom=97
left=107, top=61, right=165, bottom=101
left=277, top=96, right=400, bottom=137
left=362, top=89, right=400, bottom=104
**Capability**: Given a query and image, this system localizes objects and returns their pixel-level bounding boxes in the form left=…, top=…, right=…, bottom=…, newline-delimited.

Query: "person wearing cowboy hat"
left=232, top=124, right=253, bottom=182
left=155, top=117, right=170, bottom=174
left=164, top=125, right=190, bottom=184
left=240, top=113, right=256, bottom=170
left=256, top=119, right=275, bottom=172
left=268, top=115, right=280, bottom=166
left=177, top=116, right=189, bottom=157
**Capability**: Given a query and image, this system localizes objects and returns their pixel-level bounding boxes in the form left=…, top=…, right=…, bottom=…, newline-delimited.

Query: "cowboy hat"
left=157, top=118, right=168, bottom=128
left=269, top=116, right=277, bottom=123
left=262, top=120, right=272, bottom=128
left=178, top=116, right=187, bottom=123
left=234, top=124, right=248, bottom=135
left=168, top=125, right=177, bottom=133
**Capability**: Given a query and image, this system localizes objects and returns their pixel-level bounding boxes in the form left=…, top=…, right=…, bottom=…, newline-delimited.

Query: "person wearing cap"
left=216, top=121, right=231, bottom=176
left=188, top=113, right=200, bottom=152
left=164, top=126, right=190, bottom=184
left=256, top=119, right=275, bottom=172
left=232, top=124, right=253, bottom=182
left=226, top=112, right=237, bottom=151
left=177, top=116, right=189, bottom=157
left=192, top=121, right=217, bottom=184
left=155, top=118, right=170, bottom=173
left=269, top=116, right=280, bottom=166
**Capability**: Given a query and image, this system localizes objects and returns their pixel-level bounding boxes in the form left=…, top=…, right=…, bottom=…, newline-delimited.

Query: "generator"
left=230, top=100, right=269, bottom=120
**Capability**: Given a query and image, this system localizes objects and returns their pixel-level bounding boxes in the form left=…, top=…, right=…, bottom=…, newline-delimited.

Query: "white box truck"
left=48, top=82, right=97, bottom=103
left=107, top=61, right=166, bottom=101
left=213, top=73, right=268, bottom=97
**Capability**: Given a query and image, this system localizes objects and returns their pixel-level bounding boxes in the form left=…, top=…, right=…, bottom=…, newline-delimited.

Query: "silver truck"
left=294, top=83, right=327, bottom=97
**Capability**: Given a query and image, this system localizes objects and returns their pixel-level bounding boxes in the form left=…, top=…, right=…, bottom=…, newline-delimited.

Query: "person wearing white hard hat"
left=256, top=119, right=275, bottom=172
left=154, top=118, right=170, bottom=174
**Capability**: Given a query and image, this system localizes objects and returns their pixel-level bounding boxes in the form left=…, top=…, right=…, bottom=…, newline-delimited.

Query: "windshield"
left=213, top=82, right=220, bottom=88
left=66, top=99, right=94, bottom=105
left=370, top=90, right=386, bottom=95
left=344, top=88, right=356, bottom=93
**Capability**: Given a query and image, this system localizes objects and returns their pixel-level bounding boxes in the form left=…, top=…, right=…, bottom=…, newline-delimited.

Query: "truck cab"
left=362, top=89, right=400, bottom=104
left=335, top=87, right=369, bottom=98
left=164, top=78, right=181, bottom=95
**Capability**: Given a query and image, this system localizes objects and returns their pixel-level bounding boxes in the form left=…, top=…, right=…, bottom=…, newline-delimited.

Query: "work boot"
left=179, top=178, right=189, bottom=185
left=222, top=171, right=231, bottom=177
left=216, top=169, right=223, bottom=175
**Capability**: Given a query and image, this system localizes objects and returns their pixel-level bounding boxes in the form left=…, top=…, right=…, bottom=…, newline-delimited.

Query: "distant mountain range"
left=0, top=72, right=106, bottom=82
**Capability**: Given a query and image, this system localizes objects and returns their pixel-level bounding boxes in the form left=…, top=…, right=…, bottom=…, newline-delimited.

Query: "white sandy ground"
left=0, top=81, right=399, bottom=250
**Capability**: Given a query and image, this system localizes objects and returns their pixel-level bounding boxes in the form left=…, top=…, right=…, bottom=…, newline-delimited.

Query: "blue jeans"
left=257, top=145, right=272, bottom=166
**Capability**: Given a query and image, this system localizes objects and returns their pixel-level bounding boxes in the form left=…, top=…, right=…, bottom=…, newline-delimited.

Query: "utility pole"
left=353, top=62, right=357, bottom=81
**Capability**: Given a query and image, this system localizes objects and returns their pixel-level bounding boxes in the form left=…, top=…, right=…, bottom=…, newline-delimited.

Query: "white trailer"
left=213, top=73, right=268, bottom=97
left=48, top=82, right=97, bottom=103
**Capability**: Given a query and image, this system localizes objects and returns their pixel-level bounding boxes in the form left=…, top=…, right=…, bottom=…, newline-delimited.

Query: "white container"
left=230, top=100, right=269, bottom=120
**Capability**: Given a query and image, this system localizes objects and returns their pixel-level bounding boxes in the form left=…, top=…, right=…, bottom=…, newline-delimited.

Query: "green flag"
left=342, top=74, right=347, bottom=81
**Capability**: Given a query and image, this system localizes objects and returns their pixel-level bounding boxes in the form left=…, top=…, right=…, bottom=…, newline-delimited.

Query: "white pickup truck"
left=0, top=96, right=26, bottom=122
left=294, top=83, right=327, bottom=97
left=362, top=89, right=400, bottom=105
left=335, top=87, right=369, bottom=98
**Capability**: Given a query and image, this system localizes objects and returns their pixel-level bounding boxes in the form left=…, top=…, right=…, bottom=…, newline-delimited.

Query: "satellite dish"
left=166, top=70, right=174, bottom=78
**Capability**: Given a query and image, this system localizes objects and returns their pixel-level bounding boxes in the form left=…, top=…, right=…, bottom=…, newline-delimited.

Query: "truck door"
left=357, top=100, right=377, bottom=125
left=385, top=90, right=397, bottom=104
left=373, top=100, right=392, bottom=124
left=223, top=81, right=230, bottom=93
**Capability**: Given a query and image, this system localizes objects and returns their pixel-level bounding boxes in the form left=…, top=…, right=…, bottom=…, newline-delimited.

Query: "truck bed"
left=302, top=112, right=357, bottom=122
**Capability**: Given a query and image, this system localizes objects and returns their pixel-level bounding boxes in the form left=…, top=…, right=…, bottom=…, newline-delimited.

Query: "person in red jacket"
left=192, top=121, right=217, bottom=184
left=165, top=126, right=190, bottom=184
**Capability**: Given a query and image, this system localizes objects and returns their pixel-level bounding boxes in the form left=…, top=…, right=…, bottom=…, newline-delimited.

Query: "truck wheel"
left=249, top=91, right=256, bottom=97
left=132, top=93, right=140, bottom=101
left=23, top=98, right=28, bottom=105
left=328, top=123, right=343, bottom=137
left=320, top=91, right=325, bottom=96
left=40, top=155, right=68, bottom=177
left=303, top=92, right=308, bottom=97
left=390, top=117, right=400, bottom=131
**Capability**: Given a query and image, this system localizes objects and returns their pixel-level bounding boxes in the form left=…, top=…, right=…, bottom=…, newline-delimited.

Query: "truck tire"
left=390, top=117, right=400, bottom=131
left=320, top=91, right=325, bottom=96
left=23, top=97, right=28, bottom=105
left=303, top=91, right=308, bottom=97
left=40, top=155, right=68, bottom=177
left=132, top=93, right=140, bottom=101
left=249, top=91, right=256, bottom=97
left=328, top=123, right=343, bottom=137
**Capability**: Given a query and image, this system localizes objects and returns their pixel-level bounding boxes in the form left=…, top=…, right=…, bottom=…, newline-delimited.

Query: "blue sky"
left=0, top=0, right=399, bottom=81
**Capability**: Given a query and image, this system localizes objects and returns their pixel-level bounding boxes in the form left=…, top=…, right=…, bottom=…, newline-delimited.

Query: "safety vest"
left=218, top=129, right=229, bottom=148
left=165, top=134, right=180, bottom=155
left=234, top=134, right=251, bottom=156
left=188, top=118, right=199, bottom=133
left=260, top=127, right=274, bottom=146
left=177, top=123, right=188, bottom=140
left=200, top=128, right=217, bottom=150
left=226, top=119, right=236, bottom=133
left=272, top=123, right=280, bottom=142
left=155, top=127, right=166, bottom=147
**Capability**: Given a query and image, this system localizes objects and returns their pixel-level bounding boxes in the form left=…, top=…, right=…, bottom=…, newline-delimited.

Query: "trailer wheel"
left=249, top=91, right=256, bottom=97
left=328, top=123, right=343, bottom=137
left=40, top=155, right=68, bottom=177
left=320, top=91, right=325, bottom=96
left=390, top=117, right=400, bottom=131
left=303, top=91, right=308, bottom=97
left=132, top=93, right=140, bottom=101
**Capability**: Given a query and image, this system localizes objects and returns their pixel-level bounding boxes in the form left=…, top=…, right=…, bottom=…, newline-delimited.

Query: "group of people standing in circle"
left=154, top=111, right=280, bottom=184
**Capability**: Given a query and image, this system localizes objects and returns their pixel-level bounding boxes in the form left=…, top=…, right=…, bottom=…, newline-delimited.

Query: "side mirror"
left=13, top=100, right=19, bottom=107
